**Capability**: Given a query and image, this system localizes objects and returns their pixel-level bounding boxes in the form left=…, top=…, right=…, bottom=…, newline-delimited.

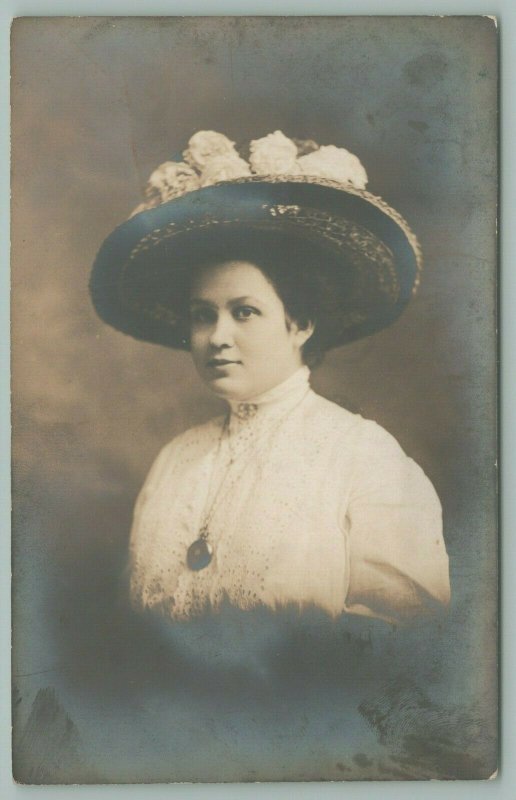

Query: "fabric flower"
left=183, top=131, right=239, bottom=170
left=249, top=130, right=299, bottom=175
left=200, top=154, right=251, bottom=186
left=128, top=130, right=369, bottom=221
left=145, top=161, right=201, bottom=203
left=297, top=145, right=368, bottom=189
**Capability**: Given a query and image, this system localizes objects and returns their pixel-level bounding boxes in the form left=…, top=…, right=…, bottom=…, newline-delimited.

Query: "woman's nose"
left=209, top=314, right=235, bottom=348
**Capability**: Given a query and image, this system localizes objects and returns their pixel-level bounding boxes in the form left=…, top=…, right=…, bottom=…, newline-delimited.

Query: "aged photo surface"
left=11, top=16, right=497, bottom=783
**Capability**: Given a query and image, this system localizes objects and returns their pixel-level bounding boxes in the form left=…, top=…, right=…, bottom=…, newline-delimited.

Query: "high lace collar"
left=227, top=366, right=311, bottom=422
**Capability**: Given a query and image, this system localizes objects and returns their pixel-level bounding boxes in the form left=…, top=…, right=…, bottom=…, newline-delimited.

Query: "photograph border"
left=3, top=1, right=511, bottom=798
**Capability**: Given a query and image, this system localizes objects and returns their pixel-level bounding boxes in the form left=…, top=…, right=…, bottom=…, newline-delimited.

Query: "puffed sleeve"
left=126, top=437, right=184, bottom=607
left=131, top=438, right=180, bottom=522
left=343, top=420, right=450, bottom=624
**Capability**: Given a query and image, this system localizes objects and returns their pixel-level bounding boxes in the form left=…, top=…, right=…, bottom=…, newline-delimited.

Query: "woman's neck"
left=227, top=366, right=311, bottom=420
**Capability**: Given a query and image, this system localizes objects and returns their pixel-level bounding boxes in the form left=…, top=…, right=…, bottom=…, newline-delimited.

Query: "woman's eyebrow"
left=189, top=295, right=264, bottom=308
left=227, top=296, right=262, bottom=306
left=189, top=298, right=218, bottom=308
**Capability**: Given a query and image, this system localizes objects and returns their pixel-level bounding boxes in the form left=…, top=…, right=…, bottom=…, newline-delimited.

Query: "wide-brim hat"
left=90, top=132, right=422, bottom=350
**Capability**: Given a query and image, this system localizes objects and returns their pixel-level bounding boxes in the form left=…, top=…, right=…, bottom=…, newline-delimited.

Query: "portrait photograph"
left=10, top=14, right=498, bottom=783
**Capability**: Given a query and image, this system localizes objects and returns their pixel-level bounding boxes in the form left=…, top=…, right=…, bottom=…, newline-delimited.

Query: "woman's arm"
left=344, top=421, right=450, bottom=624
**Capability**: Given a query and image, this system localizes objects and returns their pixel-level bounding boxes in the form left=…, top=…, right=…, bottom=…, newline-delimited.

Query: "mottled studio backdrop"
left=11, top=17, right=497, bottom=783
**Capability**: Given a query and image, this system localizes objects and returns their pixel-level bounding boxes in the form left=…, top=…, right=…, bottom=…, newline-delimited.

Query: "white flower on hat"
left=129, top=130, right=369, bottom=219
left=183, top=131, right=239, bottom=170
left=298, top=145, right=368, bottom=189
left=145, top=161, right=201, bottom=203
left=200, top=154, right=252, bottom=186
left=249, top=130, right=299, bottom=175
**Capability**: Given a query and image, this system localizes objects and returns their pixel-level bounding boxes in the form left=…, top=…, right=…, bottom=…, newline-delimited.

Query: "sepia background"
left=11, top=16, right=497, bottom=782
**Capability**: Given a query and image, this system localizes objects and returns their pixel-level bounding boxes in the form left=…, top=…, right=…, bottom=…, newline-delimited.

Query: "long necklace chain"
left=186, top=388, right=311, bottom=571
left=197, top=412, right=232, bottom=539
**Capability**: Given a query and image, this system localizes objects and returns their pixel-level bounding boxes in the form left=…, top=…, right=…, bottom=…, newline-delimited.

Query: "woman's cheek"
left=190, top=331, right=207, bottom=360
left=190, top=326, right=205, bottom=344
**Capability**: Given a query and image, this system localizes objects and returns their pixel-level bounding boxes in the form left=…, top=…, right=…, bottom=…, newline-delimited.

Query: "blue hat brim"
left=90, top=177, right=421, bottom=350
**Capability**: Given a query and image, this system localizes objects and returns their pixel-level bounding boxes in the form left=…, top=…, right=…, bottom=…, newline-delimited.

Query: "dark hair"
left=186, top=229, right=349, bottom=368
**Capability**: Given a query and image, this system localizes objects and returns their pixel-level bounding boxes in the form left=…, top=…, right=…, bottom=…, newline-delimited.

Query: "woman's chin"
left=204, top=373, right=249, bottom=401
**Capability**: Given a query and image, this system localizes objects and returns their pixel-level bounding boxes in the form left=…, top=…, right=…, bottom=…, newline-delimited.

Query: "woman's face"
left=189, top=261, right=314, bottom=401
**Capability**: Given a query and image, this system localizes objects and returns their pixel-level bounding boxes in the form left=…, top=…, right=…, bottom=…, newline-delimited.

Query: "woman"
left=90, top=130, right=450, bottom=660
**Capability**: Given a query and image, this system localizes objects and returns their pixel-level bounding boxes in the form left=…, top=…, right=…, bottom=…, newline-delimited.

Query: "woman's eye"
left=234, top=306, right=259, bottom=320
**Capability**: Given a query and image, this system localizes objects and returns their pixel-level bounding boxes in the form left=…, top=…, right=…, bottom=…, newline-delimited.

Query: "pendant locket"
left=186, top=537, right=213, bottom=571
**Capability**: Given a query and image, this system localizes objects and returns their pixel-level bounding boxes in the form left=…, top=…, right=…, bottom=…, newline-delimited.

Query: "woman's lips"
left=206, top=359, right=241, bottom=368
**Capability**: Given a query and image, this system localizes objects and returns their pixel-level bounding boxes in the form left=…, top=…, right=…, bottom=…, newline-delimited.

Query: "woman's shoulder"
left=158, top=414, right=225, bottom=460
left=308, top=391, right=434, bottom=480
left=315, top=396, right=439, bottom=499
left=141, top=415, right=225, bottom=488
left=308, top=391, right=399, bottom=446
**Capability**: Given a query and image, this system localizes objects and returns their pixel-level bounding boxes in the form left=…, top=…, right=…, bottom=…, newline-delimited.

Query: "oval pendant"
left=186, top=538, right=213, bottom=571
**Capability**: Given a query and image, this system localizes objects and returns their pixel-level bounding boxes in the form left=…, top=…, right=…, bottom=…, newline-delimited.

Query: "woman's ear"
left=294, top=319, right=315, bottom=347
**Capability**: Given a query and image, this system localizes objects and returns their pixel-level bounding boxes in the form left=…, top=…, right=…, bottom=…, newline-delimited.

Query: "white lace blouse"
left=129, top=367, right=450, bottom=625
